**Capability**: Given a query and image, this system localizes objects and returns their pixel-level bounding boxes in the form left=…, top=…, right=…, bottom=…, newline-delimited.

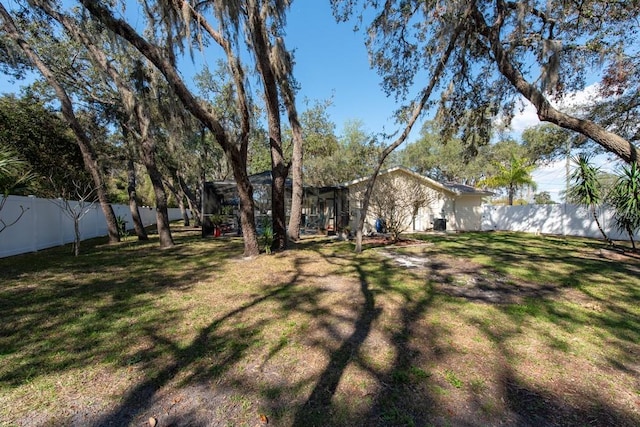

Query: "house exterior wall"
left=347, top=171, right=454, bottom=233
left=452, top=195, right=486, bottom=231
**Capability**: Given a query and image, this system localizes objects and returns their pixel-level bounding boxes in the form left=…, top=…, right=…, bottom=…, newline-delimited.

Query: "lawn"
left=0, top=228, right=638, bottom=426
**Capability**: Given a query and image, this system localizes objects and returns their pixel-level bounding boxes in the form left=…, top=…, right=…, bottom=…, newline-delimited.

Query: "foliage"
left=0, top=146, right=33, bottom=197
left=304, top=120, right=380, bottom=186
left=567, top=154, right=609, bottom=242
left=479, top=155, right=537, bottom=205
left=194, top=62, right=253, bottom=178
left=301, top=98, right=339, bottom=158
left=0, top=94, right=89, bottom=197
left=521, top=124, right=573, bottom=164
left=399, top=122, right=473, bottom=182
left=259, top=217, right=274, bottom=254
left=332, top=0, right=640, bottom=163
left=533, top=191, right=554, bottom=205
left=399, top=122, right=554, bottom=186
left=609, top=162, right=640, bottom=250
left=584, top=55, right=640, bottom=146
left=567, top=154, right=603, bottom=206
left=115, top=215, right=128, bottom=239
left=0, top=147, right=35, bottom=234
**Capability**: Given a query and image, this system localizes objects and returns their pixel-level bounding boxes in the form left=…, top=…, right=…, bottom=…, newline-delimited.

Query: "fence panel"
left=481, top=203, right=638, bottom=241
left=0, top=195, right=186, bottom=258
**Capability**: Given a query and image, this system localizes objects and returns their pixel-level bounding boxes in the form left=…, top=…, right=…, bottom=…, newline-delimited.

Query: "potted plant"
left=210, top=214, right=223, bottom=237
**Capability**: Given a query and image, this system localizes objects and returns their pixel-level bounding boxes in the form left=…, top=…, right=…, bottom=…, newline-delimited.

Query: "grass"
left=0, top=228, right=639, bottom=426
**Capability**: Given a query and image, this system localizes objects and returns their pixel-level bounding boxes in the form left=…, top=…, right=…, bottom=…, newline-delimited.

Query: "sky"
left=0, top=0, right=623, bottom=202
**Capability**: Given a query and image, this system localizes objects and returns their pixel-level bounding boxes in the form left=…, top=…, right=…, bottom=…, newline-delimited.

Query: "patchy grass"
left=0, top=229, right=638, bottom=426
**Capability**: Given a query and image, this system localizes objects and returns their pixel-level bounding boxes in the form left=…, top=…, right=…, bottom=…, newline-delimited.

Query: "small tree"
left=533, top=192, right=555, bottom=205
left=369, top=173, right=436, bottom=242
left=48, top=177, right=98, bottom=256
left=609, top=162, right=640, bottom=251
left=567, top=154, right=610, bottom=243
left=480, top=155, right=537, bottom=205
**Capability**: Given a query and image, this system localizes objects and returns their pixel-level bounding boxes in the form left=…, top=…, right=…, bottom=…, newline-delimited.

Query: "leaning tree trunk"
left=591, top=205, right=610, bottom=244
left=78, top=0, right=259, bottom=255
left=0, top=4, right=121, bottom=243
left=182, top=181, right=201, bottom=227
left=473, top=5, right=639, bottom=165
left=352, top=20, right=464, bottom=252
left=627, top=226, right=636, bottom=251
left=165, top=167, right=191, bottom=227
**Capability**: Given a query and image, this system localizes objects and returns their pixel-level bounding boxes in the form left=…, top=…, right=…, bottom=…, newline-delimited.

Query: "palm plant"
left=609, top=162, right=640, bottom=251
left=0, top=147, right=29, bottom=192
left=480, top=155, right=536, bottom=205
left=0, top=147, right=36, bottom=234
left=567, top=154, right=610, bottom=243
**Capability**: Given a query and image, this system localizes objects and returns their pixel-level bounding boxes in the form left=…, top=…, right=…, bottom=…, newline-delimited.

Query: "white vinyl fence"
left=481, top=203, right=639, bottom=241
left=0, top=195, right=186, bottom=258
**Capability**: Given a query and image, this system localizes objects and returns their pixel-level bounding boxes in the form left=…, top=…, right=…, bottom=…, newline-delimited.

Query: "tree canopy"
left=332, top=0, right=639, bottom=164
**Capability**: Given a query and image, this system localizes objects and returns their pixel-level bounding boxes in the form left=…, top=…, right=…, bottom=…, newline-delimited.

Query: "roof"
left=208, top=167, right=492, bottom=197
left=342, top=166, right=493, bottom=197
left=442, top=182, right=494, bottom=196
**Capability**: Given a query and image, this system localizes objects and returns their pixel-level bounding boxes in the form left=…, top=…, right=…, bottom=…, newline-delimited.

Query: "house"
left=343, top=167, right=492, bottom=233
left=202, top=167, right=491, bottom=236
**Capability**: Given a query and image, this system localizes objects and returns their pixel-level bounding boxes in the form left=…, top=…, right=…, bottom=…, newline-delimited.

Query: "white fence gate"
left=481, top=203, right=639, bottom=241
left=0, top=195, right=186, bottom=258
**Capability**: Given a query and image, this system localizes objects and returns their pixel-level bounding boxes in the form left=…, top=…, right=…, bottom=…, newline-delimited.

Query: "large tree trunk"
left=277, top=50, right=305, bottom=242
left=286, top=115, right=304, bottom=242
left=247, top=0, right=288, bottom=251
left=473, top=5, right=638, bottom=164
left=0, top=4, right=121, bottom=243
left=127, top=157, right=149, bottom=240
left=229, top=149, right=260, bottom=256
left=141, top=142, right=174, bottom=248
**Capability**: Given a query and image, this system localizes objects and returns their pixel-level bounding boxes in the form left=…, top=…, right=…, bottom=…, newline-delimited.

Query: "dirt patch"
left=376, top=247, right=560, bottom=304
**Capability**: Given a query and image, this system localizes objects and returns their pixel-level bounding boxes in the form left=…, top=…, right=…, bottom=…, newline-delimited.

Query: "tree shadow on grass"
left=4, top=232, right=638, bottom=426
left=291, top=262, right=382, bottom=425
left=89, top=280, right=301, bottom=426
left=288, top=245, right=445, bottom=426
left=0, top=232, right=240, bottom=387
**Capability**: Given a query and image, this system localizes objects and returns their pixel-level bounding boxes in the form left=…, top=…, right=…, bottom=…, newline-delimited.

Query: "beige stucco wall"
left=347, top=172, right=454, bottom=233
left=451, top=195, right=486, bottom=231
left=346, top=170, right=487, bottom=234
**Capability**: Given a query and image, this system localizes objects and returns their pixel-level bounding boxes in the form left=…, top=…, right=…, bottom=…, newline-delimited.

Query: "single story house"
left=343, top=167, right=493, bottom=234
left=202, top=167, right=491, bottom=236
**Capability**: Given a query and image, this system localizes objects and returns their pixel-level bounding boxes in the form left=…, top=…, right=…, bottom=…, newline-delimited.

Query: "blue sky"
left=286, top=2, right=407, bottom=135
